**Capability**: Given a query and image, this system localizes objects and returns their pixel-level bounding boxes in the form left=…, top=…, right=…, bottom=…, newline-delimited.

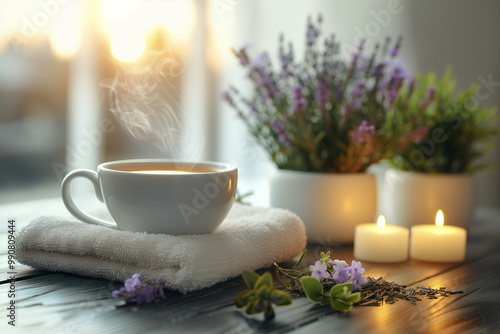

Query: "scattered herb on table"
left=112, top=273, right=167, bottom=304
left=358, top=277, right=464, bottom=306
left=235, top=249, right=464, bottom=320
left=234, top=270, right=292, bottom=320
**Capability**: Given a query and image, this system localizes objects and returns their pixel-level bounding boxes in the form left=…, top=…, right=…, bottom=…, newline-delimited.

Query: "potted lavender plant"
left=222, top=17, right=413, bottom=243
left=384, top=68, right=499, bottom=228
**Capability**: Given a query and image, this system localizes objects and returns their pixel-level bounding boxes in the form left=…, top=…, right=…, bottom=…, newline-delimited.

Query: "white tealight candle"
left=410, top=210, right=467, bottom=262
left=354, top=215, right=409, bottom=263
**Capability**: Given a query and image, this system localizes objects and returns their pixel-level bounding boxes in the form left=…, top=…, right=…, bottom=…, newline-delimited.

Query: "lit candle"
left=410, top=210, right=467, bottom=262
left=354, top=215, right=409, bottom=263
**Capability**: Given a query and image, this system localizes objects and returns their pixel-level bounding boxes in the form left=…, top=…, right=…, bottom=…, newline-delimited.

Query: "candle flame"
left=377, top=215, right=386, bottom=228
left=435, top=210, right=444, bottom=227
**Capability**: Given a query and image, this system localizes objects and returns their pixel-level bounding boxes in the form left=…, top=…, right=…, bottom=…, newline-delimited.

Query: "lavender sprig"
left=223, top=16, right=413, bottom=173
left=112, top=273, right=167, bottom=304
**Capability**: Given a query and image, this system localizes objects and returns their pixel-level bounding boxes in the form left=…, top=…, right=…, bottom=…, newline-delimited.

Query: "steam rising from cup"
left=100, top=49, right=202, bottom=159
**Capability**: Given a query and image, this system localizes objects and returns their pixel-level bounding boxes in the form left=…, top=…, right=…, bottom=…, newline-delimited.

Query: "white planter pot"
left=270, top=169, right=377, bottom=244
left=385, top=170, right=474, bottom=228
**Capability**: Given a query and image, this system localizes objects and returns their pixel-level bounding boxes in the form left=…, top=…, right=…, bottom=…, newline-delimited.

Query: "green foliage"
left=235, top=270, right=292, bottom=320
left=234, top=190, right=254, bottom=205
left=388, top=67, right=500, bottom=173
left=300, top=278, right=361, bottom=312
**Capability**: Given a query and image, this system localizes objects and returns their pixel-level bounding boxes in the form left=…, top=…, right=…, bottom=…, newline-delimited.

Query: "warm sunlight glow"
left=100, top=0, right=195, bottom=47
left=50, top=26, right=80, bottom=59
left=377, top=215, right=386, bottom=228
left=102, top=0, right=136, bottom=21
left=160, top=0, right=196, bottom=39
left=48, top=1, right=81, bottom=59
left=111, top=30, right=145, bottom=62
left=435, top=210, right=444, bottom=227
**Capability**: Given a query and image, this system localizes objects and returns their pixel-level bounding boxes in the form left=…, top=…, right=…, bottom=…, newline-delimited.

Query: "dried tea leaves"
left=358, top=277, right=463, bottom=306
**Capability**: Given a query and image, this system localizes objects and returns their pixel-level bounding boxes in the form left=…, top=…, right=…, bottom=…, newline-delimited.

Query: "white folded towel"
left=16, top=203, right=306, bottom=293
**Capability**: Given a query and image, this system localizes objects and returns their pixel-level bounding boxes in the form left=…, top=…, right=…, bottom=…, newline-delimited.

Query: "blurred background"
left=0, top=0, right=499, bottom=209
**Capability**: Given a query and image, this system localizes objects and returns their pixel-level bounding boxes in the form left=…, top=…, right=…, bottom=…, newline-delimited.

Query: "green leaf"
left=269, top=289, right=292, bottom=306
left=329, top=283, right=352, bottom=299
left=344, top=291, right=361, bottom=303
left=235, top=290, right=254, bottom=308
left=255, top=285, right=270, bottom=299
left=242, top=270, right=260, bottom=289
left=330, top=298, right=354, bottom=312
left=245, top=298, right=260, bottom=315
left=255, top=272, right=273, bottom=289
left=291, top=249, right=307, bottom=271
left=300, top=276, right=324, bottom=303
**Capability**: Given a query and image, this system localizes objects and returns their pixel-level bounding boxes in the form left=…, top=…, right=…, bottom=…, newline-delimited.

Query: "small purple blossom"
left=315, top=83, right=330, bottom=115
left=372, top=63, right=386, bottom=79
left=291, top=87, right=307, bottom=115
left=112, top=287, right=125, bottom=298
left=391, top=61, right=414, bottom=87
left=348, top=260, right=366, bottom=281
left=112, top=273, right=167, bottom=305
left=253, top=53, right=269, bottom=67
left=270, top=119, right=291, bottom=147
left=234, top=46, right=250, bottom=66
left=136, top=285, right=156, bottom=304
left=349, top=121, right=376, bottom=145
left=328, top=259, right=350, bottom=284
left=351, top=276, right=368, bottom=292
left=390, top=36, right=402, bottom=58
left=124, top=273, right=146, bottom=293
left=309, top=260, right=330, bottom=281
left=306, top=23, right=320, bottom=47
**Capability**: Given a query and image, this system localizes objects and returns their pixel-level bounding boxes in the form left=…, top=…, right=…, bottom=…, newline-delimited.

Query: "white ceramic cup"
left=61, top=159, right=238, bottom=235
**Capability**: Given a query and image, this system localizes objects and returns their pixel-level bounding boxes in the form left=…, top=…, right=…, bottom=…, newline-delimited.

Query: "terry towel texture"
left=16, top=203, right=306, bottom=293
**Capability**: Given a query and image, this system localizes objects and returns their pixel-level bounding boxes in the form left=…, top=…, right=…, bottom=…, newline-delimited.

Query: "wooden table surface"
left=1, top=198, right=499, bottom=334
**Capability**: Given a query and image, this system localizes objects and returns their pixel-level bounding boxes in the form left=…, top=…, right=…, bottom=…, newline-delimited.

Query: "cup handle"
left=61, top=169, right=118, bottom=229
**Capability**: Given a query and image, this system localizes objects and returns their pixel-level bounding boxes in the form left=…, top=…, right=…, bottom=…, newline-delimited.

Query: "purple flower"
left=391, top=61, right=414, bottom=87
left=234, top=46, right=250, bottom=66
left=248, top=65, right=279, bottom=100
left=372, top=63, right=386, bottom=79
left=352, top=82, right=365, bottom=97
left=253, top=53, right=269, bottom=67
left=124, top=273, right=146, bottom=293
left=344, top=81, right=366, bottom=117
left=349, top=121, right=376, bottom=145
left=348, top=260, right=366, bottom=281
left=270, top=119, right=291, bottom=147
left=351, top=276, right=368, bottom=292
left=309, top=260, right=330, bottom=281
left=136, top=285, right=156, bottom=304
left=328, top=259, right=350, bottom=284
left=315, top=83, right=330, bottom=115
left=112, top=287, right=125, bottom=298
left=306, top=23, right=320, bottom=47
left=291, top=87, right=307, bottom=115
left=112, top=273, right=168, bottom=305
left=390, top=36, right=402, bottom=58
